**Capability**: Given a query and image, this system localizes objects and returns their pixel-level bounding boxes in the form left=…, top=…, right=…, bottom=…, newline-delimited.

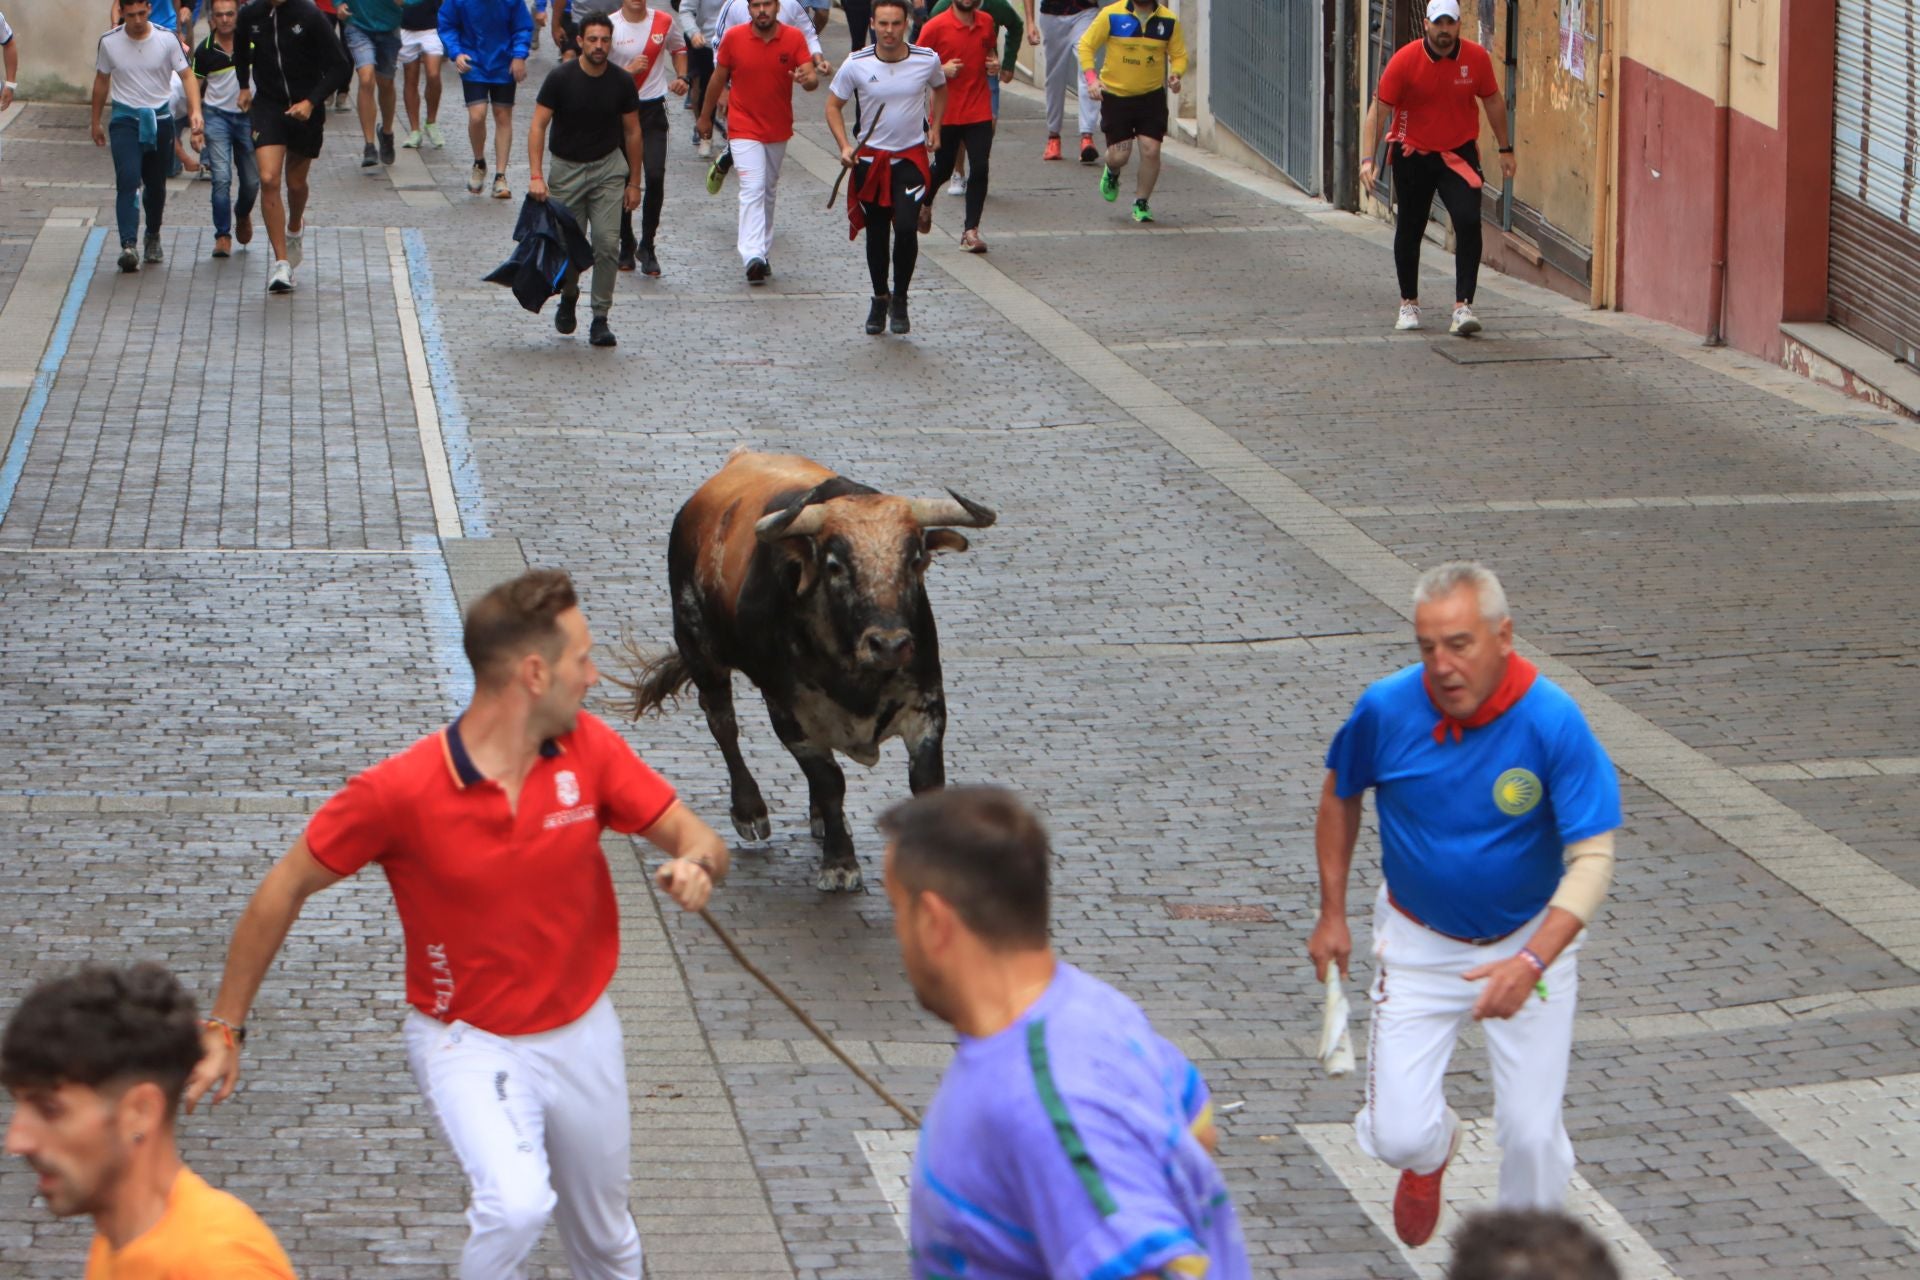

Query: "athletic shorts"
left=398, top=27, right=444, bottom=64
left=250, top=98, right=327, bottom=158
left=462, top=78, right=516, bottom=106
left=556, top=12, right=580, bottom=55
left=1100, top=86, right=1167, bottom=145
left=345, top=24, right=402, bottom=78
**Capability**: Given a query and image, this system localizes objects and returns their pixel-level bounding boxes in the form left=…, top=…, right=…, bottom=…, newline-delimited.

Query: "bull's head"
left=753, top=487, right=996, bottom=671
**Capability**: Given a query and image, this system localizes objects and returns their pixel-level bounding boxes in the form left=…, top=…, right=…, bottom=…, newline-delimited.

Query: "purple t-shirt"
left=910, top=962, right=1248, bottom=1280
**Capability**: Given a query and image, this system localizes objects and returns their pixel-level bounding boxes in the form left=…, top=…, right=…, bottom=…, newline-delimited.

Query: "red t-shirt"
left=305, top=710, right=677, bottom=1036
left=1375, top=38, right=1498, bottom=153
left=918, top=8, right=998, bottom=127
left=717, top=21, right=814, bottom=143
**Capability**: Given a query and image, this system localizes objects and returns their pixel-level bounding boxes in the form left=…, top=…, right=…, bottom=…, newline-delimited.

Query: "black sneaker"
left=746, top=256, right=768, bottom=284
left=865, top=294, right=889, bottom=335
left=142, top=233, right=164, bottom=264
left=554, top=292, right=578, bottom=335
left=618, top=246, right=637, bottom=272
left=118, top=243, right=140, bottom=273
left=638, top=247, right=661, bottom=278
left=889, top=295, right=910, bottom=335
left=362, top=142, right=379, bottom=169
left=589, top=316, right=617, bottom=348
left=379, top=130, right=396, bottom=165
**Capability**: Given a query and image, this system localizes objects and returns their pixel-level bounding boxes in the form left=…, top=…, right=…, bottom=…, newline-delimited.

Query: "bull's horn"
left=908, top=490, right=997, bottom=529
left=754, top=501, right=831, bottom=542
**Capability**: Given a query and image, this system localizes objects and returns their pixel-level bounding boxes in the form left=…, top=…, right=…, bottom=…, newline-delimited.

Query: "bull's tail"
left=608, top=632, right=696, bottom=718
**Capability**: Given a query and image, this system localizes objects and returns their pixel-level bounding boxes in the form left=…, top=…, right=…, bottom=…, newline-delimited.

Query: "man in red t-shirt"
left=1360, top=0, right=1513, bottom=336
left=917, top=0, right=999, bottom=252
left=182, top=569, right=730, bottom=1279
left=696, top=0, right=819, bottom=282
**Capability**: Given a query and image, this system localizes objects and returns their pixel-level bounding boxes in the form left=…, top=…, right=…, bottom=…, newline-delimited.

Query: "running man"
left=698, top=0, right=817, bottom=285
left=397, top=0, right=447, bottom=149
left=530, top=13, right=642, bottom=347
left=677, top=0, right=725, bottom=155
left=440, top=0, right=533, bottom=198
left=927, top=0, right=1020, bottom=198
left=91, top=0, right=203, bottom=272
left=184, top=570, right=729, bottom=1275
left=1310, top=561, right=1621, bottom=1245
left=882, top=787, right=1251, bottom=1279
left=235, top=0, right=348, bottom=293
left=194, top=0, right=256, bottom=259
left=3, top=964, right=297, bottom=1278
left=1079, top=0, right=1183, bottom=223
left=826, top=0, right=942, bottom=333
left=610, top=0, right=687, bottom=277
left=1033, top=0, right=1096, bottom=161
left=343, top=0, right=403, bottom=169
left=1359, top=0, right=1512, bottom=335
left=918, top=0, right=998, bottom=253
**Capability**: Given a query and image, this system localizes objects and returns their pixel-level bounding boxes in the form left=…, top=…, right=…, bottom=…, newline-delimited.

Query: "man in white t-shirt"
left=609, top=0, right=687, bottom=277
left=0, top=9, right=19, bottom=112
left=825, top=0, right=945, bottom=335
left=92, top=0, right=203, bottom=272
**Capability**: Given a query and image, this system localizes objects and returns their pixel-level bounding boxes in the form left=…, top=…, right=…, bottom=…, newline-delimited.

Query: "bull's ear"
left=925, top=529, right=971, bottom=557
left=778, top=538, right=819, bottom=596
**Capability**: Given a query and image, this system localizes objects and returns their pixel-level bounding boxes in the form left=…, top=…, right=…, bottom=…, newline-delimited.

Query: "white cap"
left=1427, top=0, right=1461, bottom=20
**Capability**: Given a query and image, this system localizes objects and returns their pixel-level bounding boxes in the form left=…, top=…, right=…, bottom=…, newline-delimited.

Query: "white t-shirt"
left=0, top=11, right=16, bottom=48
left=97, top=25, right=191, bottom=110
left=609, top=8, right=688, bottom=101
left=716, top=0, right=821, bottom=58
left=828, top=45, right=944, bottom=153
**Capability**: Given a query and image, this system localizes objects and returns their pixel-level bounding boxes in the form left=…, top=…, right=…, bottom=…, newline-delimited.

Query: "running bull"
left=620, top=450, right=996, bottom=891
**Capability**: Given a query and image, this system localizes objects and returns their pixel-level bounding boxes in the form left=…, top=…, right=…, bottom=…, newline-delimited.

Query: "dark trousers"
left=108, top=113, right=175, bottom=246
left=858, top=157, right=921, bottom=297
left=619, top=98, right=671, bottom=254
left=926, top=119, right=992, bottom=231
left=1390, top=140, right=1483, bottom=304
left=843, top=0, right=872, bottom=48
left=685, top=45, right=714, bottom=110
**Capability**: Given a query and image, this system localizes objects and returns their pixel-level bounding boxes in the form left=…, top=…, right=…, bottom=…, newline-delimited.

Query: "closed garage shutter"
left=1212, top=0, right=1320, bottom=192
left=1829, top=0, right=1920, bottom=365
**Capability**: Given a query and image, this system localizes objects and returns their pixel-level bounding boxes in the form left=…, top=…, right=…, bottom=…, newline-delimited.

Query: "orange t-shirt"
left=85, top=1168, right=296, bottom=1279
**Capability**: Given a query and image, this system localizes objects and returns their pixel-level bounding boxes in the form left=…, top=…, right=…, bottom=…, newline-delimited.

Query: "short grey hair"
left=1412, top=561, right=1509, bottom=623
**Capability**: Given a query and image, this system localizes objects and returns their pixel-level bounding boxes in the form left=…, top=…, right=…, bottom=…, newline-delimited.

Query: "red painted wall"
left=1724, top=109, right=1789, bottom=359
left=1616, top=60, right=1724, bottom=336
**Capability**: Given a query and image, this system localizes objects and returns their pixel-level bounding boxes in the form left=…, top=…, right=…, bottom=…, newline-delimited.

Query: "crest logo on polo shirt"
left=1493, top=768, right=1542, bottom=816
left=556, top=770, right=580, bottom=807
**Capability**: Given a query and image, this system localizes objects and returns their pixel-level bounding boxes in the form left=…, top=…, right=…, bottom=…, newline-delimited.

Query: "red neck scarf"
left=1425, top=652, right=1537, bottom=743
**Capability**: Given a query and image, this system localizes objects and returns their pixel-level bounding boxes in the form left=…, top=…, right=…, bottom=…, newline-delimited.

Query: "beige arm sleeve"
left=1547, top=831, right=1615, bottom=924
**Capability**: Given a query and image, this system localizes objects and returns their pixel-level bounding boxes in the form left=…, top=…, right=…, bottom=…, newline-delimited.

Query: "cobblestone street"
left=4, top=23, right=1920, bottom=1278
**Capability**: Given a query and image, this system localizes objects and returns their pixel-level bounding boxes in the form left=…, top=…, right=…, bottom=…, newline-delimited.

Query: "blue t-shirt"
left=911, top=963, right=1248, bottom=1280
left=1325, top=663, right=1621, bottom=939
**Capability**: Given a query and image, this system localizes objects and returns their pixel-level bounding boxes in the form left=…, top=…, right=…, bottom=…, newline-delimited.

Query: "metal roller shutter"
left=1212, top=0, right=1320, bottom=192
left=1830, top=0, right=1920, bottom=365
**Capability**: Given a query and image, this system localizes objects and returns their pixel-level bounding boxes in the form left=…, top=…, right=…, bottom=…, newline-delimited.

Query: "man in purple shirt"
left=880, top=786, right=1248, bottom=1280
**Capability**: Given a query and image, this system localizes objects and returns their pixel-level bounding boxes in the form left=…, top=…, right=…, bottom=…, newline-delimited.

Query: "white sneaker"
left=267, top=259, right=294, bottom=293
left=286, top=226, right=304, bottom=269
left=1394, top=302, right=1421, bottom=331
left=697, top=136, right=712, bottom=159
left=947, top=172, right=967, bottom=197
left=1450, top=303, right=1482, bottom=336
left=401, top=129, right=422, bottom=149
left=425, top=121, right=445, bottom=148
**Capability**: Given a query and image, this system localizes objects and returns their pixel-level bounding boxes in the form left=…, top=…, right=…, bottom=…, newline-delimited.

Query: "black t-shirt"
left=400, top=0, right=439, bottom=30
left=536, top=60, right=641, bottom=163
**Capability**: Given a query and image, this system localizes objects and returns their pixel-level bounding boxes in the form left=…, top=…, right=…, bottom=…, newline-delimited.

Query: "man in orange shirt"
left=3, top=963, right=297, bottom=1278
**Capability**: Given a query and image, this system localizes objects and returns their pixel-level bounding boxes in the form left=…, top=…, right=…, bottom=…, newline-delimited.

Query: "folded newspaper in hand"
left=1318, top=970, right=1355, bottom=1077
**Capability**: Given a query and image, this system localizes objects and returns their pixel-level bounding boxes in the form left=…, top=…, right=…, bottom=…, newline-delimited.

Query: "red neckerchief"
left=1425, top=652, right=1537, bottom=743
left=846, top=143, right=931, bottom=240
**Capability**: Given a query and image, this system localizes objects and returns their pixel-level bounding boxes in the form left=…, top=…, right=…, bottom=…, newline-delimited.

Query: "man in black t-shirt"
left=527, top=11, right=642, bottom=348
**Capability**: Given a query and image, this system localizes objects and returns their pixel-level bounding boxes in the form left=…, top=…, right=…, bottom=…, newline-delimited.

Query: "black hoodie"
left=234, top=0, right=349, bottom=107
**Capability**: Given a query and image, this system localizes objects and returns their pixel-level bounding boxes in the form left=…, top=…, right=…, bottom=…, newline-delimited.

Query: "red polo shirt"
left=918, top=7, right=998, bottom=127
left=1376, top=37, right=1498, bottom=153
left=305, top=710, right=677, bottom=1036
left=717, top=21, right=814, bottom=143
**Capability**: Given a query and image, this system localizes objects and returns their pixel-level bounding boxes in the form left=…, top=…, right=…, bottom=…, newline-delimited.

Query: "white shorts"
left=399, top=27, right=444, bottom=65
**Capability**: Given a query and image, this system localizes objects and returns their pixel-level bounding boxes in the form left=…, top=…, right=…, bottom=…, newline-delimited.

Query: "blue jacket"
left=438, top=0, right=533, bottom=84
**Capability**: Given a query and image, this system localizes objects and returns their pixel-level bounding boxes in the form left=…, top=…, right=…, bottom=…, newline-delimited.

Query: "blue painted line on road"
left=401, top=227, right=491, bottom=537
left=414, top=533, right=476, bottom=707
left=0, top=225, right=109, bottom=527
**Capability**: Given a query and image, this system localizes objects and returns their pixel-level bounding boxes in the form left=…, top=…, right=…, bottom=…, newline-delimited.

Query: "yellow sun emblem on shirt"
left=1493, top=768, right=1543, bottom=816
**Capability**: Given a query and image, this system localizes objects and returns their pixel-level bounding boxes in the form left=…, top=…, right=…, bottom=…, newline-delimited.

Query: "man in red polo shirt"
left=1359, top=0, right=1513, bottom=336
left=182, top=568, right=730, bottom=1280
left=917, top=0, right=998, bottom=253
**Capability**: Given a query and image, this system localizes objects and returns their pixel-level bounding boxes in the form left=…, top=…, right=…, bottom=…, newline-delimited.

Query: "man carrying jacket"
left=439, top=0, right=533, bottom=198
left=235, top=0, right=350, bottom=293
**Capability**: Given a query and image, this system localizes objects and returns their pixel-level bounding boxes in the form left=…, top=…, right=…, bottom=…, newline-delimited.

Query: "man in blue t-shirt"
left=880, top=786, right=1249, bottom=1280
left=1311, top=560, right=1621, bottom=1248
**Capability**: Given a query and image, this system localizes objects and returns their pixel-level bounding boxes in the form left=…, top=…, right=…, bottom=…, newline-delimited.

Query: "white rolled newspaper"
left=1317, top=970, right=1355, bottom=1077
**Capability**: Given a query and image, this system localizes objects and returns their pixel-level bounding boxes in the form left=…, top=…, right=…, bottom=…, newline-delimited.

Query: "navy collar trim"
left=445, top=716, right=560, bottom=789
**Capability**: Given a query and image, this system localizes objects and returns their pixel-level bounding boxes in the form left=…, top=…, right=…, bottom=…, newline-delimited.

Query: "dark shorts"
left=250, top=99, right=327, bottom=159
left=462, top=78, right=517, bottom=106
left=1100, top=87, right=1168, bottom=145
left=556, top=13, right=580, bottom=56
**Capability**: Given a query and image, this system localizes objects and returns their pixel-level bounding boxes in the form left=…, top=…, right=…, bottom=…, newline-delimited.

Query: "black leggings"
left=1390, top=140, right=1482, bottom=304
left=685, top=45, right=714, bottom=110
left=843, top=0, right=872, bottom=48
left=858, top=158, right=921, bottom=297
left=619, top=99, right=671, bottom=253
left=926, top=120, right=993, bottom=231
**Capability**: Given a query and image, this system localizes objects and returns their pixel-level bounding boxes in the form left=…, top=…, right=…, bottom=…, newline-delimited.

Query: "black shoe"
left=889, top=295, right=909, bottom=334
left=554, top=292, right=578, bottom=335
left=618, top=247, right=637, bottom=272
left=746, top=256, right=768, bottom=284
left=638, top=247, right=661, bottom=277
left=865, top=294, right=889, bottom=335
left=361, top=142, right=379, bottom=169
left=118, top=243, right=140, bottom=273
left=589, top=316, right=617, bottom=347
left=142, top=233, right=164, bottom=264
left=379, top=130, right=396, bottom=165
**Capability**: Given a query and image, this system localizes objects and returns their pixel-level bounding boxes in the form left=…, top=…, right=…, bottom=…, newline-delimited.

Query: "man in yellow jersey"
left=3, top=964, right=296, bottom=1278
left=1077, top=0, right=1184, bottom=222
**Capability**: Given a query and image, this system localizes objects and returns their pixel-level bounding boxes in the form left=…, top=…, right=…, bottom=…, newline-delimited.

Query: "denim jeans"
left=108, top=112, right=175, bottom=247
left=202, top=106, right=259, bottom=238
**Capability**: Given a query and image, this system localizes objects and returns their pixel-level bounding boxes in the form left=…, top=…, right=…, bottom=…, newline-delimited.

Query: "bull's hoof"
left=815, top=862, right=864, bottom=892
left=732, top=812, right=772, bottom=842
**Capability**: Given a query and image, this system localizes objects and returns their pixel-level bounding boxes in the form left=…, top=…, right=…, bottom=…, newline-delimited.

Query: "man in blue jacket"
left=439, top=0, right=532, bottom=198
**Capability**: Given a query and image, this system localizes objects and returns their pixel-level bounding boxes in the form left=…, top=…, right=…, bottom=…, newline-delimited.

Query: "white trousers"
left=1041, top=10, right=1099, bottom=139
left=1353, top=885, right=1581, bottom=1210
left=405, top=995, right=642, bottom=1280
left=732, top=138, right=785, bottom=266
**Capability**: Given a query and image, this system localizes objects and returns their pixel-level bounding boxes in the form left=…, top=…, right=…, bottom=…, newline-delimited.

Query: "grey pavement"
left=3, top=19, right=1920, bottom=1279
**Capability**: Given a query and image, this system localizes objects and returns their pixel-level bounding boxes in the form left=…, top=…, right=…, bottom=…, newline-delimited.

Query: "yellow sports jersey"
left=1078, top=0, right=1188, bottom=98
left=85, top=1168, right=297, bottom=1280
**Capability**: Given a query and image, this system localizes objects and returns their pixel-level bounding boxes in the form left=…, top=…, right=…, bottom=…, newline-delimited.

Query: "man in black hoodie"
left=234, top=0, right=348, bottom=293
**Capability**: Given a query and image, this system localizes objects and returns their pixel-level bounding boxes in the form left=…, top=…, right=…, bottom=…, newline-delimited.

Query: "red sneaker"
left=1042, top=135, right=1062, bottom=161
left=1392, top=1124, right=1459, bottom=1247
